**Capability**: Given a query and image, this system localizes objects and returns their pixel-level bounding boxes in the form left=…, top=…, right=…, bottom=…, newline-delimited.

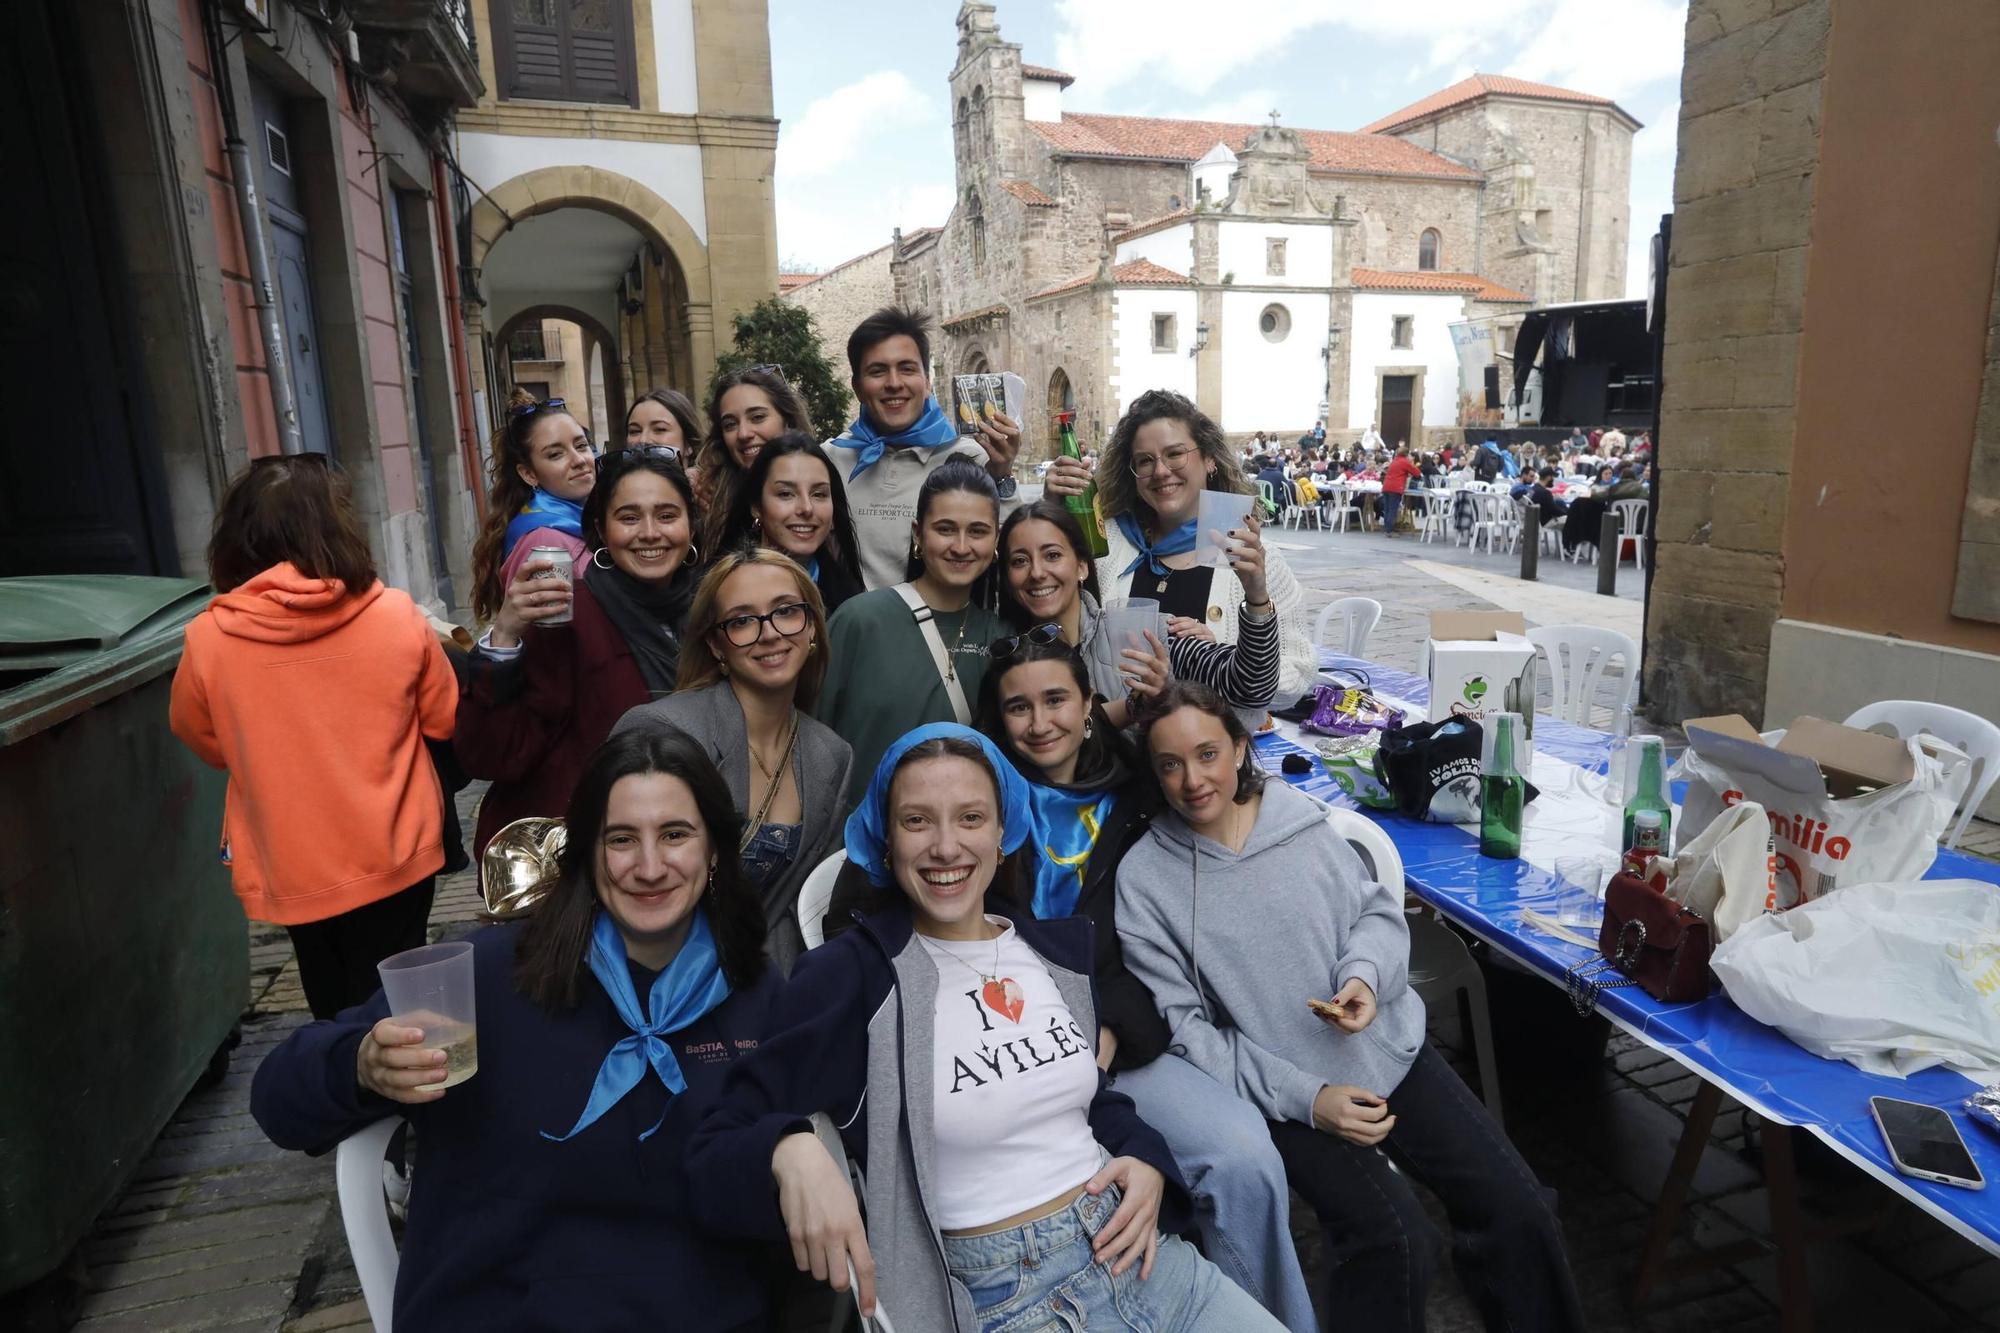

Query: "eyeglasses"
left=1130, top=444, right=1199, bottom=478
left=716, top=601, right=811, bottom=647
left=748, top=363, right=787, bottom=381
left=510, top=396, right=566, bottom=420
left=986, top=623, right=1067, bottom=661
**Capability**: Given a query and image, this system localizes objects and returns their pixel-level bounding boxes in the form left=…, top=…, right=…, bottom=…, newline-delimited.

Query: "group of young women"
left=180, top=306, right=1579, bottom=1331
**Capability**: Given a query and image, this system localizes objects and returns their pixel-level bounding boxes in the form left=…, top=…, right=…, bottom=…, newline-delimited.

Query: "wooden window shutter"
left=494, top=0, right=637, bottom=106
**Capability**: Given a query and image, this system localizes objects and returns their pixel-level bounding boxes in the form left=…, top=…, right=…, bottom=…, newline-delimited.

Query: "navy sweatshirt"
left=250, top=923, right=783, bottom=1332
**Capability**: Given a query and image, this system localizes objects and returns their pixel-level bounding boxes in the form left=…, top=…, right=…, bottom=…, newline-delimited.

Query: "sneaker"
left=382, top=1159, right=411, bottom=1223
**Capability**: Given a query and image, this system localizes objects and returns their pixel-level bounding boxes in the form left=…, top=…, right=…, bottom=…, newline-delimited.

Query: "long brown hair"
left=513, top=727, right=766, bottom=1010
left=207, top=455, right=376, bottom=594
left=470, top=387, right=586, bottom=621
left=1136, top=679, right=1266, bottom=803
left=699, top=367, right=812, bottom=552
left=1096, top=389, right=1248, bottom=525
left=675, top=546, right=829, bottom=710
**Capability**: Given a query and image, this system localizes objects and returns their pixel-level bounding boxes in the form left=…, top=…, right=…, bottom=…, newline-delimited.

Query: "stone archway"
left=468, top=166, right=714, bottom=388
left=493, top=304, right=628, bottom=440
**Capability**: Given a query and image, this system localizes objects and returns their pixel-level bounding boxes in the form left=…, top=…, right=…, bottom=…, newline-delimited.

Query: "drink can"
left=528, top=544, right=574, bottom=625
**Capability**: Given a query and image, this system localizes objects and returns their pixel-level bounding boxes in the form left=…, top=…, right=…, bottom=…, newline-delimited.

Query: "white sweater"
left=1097, top=517, right=1317, bottom=704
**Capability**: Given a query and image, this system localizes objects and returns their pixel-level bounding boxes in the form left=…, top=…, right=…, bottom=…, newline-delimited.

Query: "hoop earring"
left=591, top=548, right=614, bottom=571
left=1084, top=718, right=1094, bottom=739
left=685, top=543, right=701, bottom=566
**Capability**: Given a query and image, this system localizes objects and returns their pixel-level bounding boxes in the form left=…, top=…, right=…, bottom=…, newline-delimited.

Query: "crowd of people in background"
left=1238, top=419, right=1653, bottom=552
left=171, top=301, right=1591, bottom=1332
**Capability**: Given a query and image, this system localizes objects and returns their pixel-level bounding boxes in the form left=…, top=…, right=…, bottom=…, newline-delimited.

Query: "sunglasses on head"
left=510, top=396, right=567, bottom=420
left=604, top=443, right=682, bottom=465
left=986, top=623, right=1068, bottom=662
left=747, top=363, right=787, bottom=382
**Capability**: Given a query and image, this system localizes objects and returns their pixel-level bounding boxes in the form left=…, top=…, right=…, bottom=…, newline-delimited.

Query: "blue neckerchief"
left=1115, top=511, right=1198, bottom=578
left=838, top=396, right=960, bottom=482
left=541, top=909, right=732, bottom=1143
left=1025, top=784, right=1115, bottom=920
left=505, top=489, right=585, bottom=552
left=844, top=723, right=1033, bottom=887
left=806, top=555, right=821, bottom=585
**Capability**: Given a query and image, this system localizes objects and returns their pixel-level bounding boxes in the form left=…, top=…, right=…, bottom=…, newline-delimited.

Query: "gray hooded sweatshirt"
left=1116, top=780, right=1425, bottom=1125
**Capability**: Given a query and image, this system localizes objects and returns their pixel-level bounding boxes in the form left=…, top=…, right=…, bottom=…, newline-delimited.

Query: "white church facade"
left=785, top=2, right=1639, bottom=457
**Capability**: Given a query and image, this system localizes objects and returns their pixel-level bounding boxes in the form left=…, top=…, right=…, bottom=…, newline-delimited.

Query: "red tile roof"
left=998, top=179, right=1059, bottom=207
left=1358, top=74, right=1633, bottom=135
left=1031, top=258, right=1191, bottom=301
left=1112, top=207, right=1194, bottom=242
left=777, top=272, right=819, bottom=293
left=1021, top=64, right=1075, bottom=88
left=1352, top=267, right=1531, bottom=302
left=941, top=303, right=1008, bottom=329
left=1028, top=112, right=1478, bottom=181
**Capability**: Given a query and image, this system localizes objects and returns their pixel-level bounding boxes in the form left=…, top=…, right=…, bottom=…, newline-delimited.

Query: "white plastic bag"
left=1659, top=800, right=1774, bottom=943
left=1672, top=731, right=1953, bottom=907
left=1710, top=880, right=2000, bottom=1081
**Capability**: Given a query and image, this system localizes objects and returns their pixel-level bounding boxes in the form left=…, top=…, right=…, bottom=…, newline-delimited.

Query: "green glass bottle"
left=1620, top=735, right=1673, bottom=854
left=1480, top=712, right=1525, bottom=860
left=1057, top=411, right=1110, bottom=559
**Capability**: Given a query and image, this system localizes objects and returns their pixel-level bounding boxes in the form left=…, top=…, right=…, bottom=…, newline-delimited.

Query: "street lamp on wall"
left=1190, top=321, right=1210, bottom=358
left=1322, top=322, right=1343, bottom=361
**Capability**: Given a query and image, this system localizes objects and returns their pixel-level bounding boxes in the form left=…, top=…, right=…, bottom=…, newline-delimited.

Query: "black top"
left=1126, top=562, right=1214, bottom=621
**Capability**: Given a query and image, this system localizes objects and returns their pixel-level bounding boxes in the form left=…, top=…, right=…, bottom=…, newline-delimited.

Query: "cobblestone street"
left=56, top=526, right=2000, bottom=1331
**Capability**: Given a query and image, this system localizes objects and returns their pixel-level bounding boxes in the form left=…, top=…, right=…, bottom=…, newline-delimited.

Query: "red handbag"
left=1566, top=871, right=1713, bottom=1012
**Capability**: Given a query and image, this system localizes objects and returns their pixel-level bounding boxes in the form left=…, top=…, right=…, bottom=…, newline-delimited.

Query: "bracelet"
left=1242, top=598, right=1274, bottom=618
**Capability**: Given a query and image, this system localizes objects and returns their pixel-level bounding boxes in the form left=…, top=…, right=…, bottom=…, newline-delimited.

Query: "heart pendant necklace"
left=931, top=924, right=1025, bottom=1023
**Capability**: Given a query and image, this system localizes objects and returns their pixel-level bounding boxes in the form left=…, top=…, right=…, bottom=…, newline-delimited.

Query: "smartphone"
left=1870, top=1096, right=1985, bottom=1189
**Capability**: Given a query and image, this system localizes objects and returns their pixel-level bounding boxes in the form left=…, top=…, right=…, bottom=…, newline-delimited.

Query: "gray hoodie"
left=1115, top=780, right=1425, bottom=1125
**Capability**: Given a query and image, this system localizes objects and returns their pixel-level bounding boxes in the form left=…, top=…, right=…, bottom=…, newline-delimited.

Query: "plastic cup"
left=1553, top=854, right=1610, bottom=929
left=1101, top=597, right=1165, bottom=656
left=377, top=941, right=478, bottom=1088
left=1196, top=490, right=1256, bottom=569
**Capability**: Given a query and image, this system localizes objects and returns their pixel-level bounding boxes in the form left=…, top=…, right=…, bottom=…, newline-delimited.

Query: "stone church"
left=786, top=2, right=1638, bottom=457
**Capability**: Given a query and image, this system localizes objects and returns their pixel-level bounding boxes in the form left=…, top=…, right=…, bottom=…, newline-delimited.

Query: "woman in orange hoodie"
left=171, top=455, right=458, bottom=1019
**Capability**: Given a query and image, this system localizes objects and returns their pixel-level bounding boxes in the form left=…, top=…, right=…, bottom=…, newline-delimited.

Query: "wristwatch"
left=994, top=475, right=1019, bottom=500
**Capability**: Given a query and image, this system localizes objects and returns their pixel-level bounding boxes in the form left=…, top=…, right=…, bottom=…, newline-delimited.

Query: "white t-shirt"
left=918, top=920, right=1103, bottom=1231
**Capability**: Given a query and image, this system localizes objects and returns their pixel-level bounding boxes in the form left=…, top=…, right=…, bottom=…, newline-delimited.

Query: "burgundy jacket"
left=455, top=580, right=650, bottom=868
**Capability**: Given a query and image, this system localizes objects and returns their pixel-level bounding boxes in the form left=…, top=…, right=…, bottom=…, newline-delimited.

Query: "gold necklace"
left=740, top=711, right=799, bottom=851
left=750, top=708, right=798, bottom=784
left=928, top=923, right=1006, bottom=985
left=940, top=608, right=971, bottom=683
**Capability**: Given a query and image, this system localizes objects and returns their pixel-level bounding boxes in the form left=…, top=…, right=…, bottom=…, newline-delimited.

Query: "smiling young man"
left=822, top=306, right=1024, bottom=588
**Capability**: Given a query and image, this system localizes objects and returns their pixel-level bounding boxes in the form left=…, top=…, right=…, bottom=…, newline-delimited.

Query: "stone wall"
left=1339, top=175, right=1480, bottom=278
left=782, top=242, right=894, bottom=384
left=1397, top=99, right=1635, bottom=302
left=1643, top=0, right=1831, bottom=723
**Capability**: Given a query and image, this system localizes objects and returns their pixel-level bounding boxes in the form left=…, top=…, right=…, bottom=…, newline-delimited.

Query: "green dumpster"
left=0, top=576, right=247, bottom=1294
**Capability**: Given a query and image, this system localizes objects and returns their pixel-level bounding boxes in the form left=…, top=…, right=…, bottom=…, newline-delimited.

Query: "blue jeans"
left=942, top=1184, right=1284, bottom=1333
left=1380, top=491, right=1404, bottom=533
left=1113, top=1055, right=1316, bottom=1332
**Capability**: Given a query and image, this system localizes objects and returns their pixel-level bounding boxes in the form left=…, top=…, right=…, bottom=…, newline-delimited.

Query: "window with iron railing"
left=509, top=326, right=551, bottom=362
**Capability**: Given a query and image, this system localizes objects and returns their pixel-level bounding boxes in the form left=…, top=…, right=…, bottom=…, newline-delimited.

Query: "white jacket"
left=1097, top=517, right=1317, bottom=703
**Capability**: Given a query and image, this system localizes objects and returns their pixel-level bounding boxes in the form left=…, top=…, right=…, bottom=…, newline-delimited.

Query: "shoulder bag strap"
left=891, top=583, right=972, bottom=724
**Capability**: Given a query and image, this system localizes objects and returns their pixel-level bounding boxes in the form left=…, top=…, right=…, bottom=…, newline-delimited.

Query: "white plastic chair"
left=1611, top=498, right=1650, bottom=570
left=1418, top=494, right=1450, bottom=543
left=797, top=850, right=848, bottom=951
left=1255, top=479, right=1278, bottom=523
left=1326, top=809, right=1502, bottom=1121
left=1313, top=596, right=1382, bottom=660
left=1527, top=625, right=1640, bottom=729
left=1468, top=492, right=1511, bottom=555
left=1845, top=700, right=2000, bottom=850
left=1326, top=482, right=1356, bottom=533
left=1287, top=482, right=1326, bottom=532
left=335, top=1117, right=403, bottom=1331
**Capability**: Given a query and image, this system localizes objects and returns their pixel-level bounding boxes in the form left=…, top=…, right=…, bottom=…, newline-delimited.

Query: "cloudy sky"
left=769, top=0, right=1688, bottom=297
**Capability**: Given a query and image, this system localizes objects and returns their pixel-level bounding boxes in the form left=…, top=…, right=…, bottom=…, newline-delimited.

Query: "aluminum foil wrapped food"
left=1966, top=1083, right=2000, bottom=1138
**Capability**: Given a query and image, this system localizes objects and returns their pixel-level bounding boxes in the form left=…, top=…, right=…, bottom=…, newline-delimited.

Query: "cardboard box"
left=1421, top=611, right=1538, bottom=757
left=1677, top=713, right=1950, bottom=905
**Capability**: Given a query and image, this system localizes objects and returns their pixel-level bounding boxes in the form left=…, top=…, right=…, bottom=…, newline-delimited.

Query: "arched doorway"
left=468, top=167, right=710, bottom=431
left=492, top=305, right=627, bottom=444
left=1046, top=367, right=1076, bottom=460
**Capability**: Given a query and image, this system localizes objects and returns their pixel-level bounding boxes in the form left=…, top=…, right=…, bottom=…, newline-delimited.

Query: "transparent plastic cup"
left=1101, top=598, right=1165, bottom=657
left=1553, top=854, right=1611, bottom=929
left=1196, top=490, right=1256, bottom=569
left=377, top=940, right=478, bottom=1088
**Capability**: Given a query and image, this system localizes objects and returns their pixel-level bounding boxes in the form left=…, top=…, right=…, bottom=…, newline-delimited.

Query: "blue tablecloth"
left=1258, top=652, right=2000, bottom=1253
